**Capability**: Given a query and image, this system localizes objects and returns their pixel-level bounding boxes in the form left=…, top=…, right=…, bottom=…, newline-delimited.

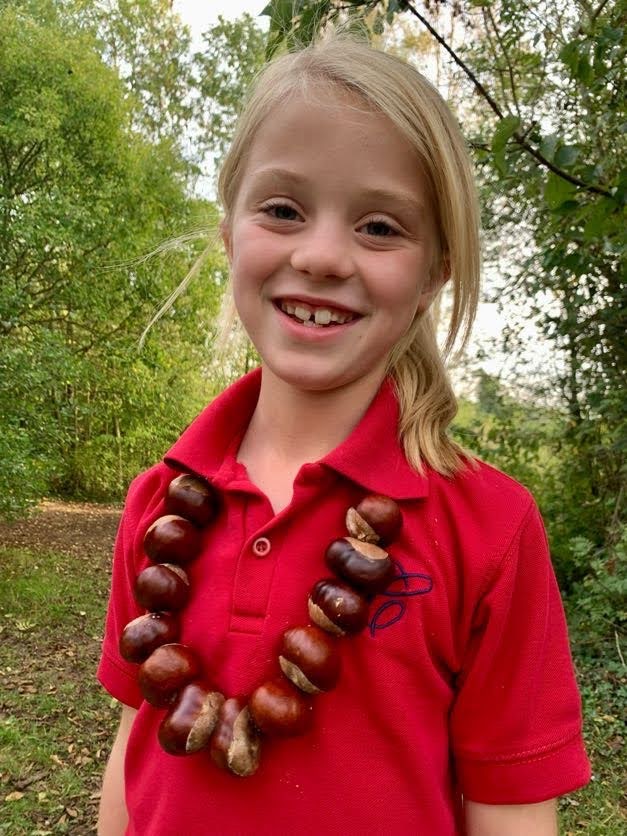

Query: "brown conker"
left=279, top=625, right=341, bottom=693
left=158, top=683, right=224, bottom=755
left=345, top=507, right=378, bottom=543
left=249, top=679, right=313, bottom=737
left=119, top=612, right=179, bottom=664
left=143, top=514, right=202, bottom=565
left=138, top=643, right=201, bottom=708
left=134, top=563, right=190, bottom=612
left=210, top=697, right=261, bottom=777
left=350, top=494, right=402, bottom=546
left=165, top=474, right=218, bottom=527
left=325, top=537, right=394, bottom=594
left=308, top=578, right=370, bottom=636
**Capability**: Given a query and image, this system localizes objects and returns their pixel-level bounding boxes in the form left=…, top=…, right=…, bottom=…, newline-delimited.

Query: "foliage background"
left=0, top=0, right=264, bottom=512
left=0, top=0, right=625, bottom=828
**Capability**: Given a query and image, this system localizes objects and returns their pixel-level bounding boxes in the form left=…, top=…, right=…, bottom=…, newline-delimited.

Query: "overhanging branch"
left=400, top=0, right=611, bottom=198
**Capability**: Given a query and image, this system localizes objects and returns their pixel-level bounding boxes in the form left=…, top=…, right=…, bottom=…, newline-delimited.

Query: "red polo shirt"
left=98, top=369, right=589, bottom=835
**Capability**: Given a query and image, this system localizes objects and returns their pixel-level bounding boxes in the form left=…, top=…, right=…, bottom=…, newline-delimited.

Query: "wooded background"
left=1, top=0, right=625, bottom=663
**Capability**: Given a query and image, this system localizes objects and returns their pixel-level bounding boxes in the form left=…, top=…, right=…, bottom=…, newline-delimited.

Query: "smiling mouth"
left=277, top=299, right=358, bottom=328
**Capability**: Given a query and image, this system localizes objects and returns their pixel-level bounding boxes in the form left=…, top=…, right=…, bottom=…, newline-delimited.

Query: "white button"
left=252, top=536, right=271, bottom=557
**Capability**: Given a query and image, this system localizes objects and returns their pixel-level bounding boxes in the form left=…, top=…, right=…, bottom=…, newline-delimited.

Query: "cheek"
left=230, top=226, right=276, bottom=284
left=372, top=259, right=425, bottom=315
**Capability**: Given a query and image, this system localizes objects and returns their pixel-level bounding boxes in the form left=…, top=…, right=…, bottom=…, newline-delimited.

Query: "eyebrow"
left=360, top=187, right=427, bottom=218
left=248, top=167, right=426, bottom=216
left=247, top=167, right=308, bottom=189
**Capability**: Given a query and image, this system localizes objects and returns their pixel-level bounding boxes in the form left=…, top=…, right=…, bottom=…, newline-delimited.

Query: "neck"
left=252, top=366, right=386, bottom=463
left=236, top=367, right=387, bottom=511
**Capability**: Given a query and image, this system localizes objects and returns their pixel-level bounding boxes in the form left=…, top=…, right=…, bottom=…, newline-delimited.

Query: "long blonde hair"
left=218, top=35, right=481, bottom=475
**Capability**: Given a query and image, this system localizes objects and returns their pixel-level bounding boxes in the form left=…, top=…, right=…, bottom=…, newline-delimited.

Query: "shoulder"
left=430, top=456, right=535, bottom=521
left=117, top=462, right=178, bottom=558
left=124, top=462, right=172, bottom=518
left=420, top=458, right=543, bottom=590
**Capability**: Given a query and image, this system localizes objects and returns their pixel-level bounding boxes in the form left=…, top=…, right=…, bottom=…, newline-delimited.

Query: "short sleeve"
left=97, top=467, right=167, bottom=708
left=450, top=500, right=590, bottom=803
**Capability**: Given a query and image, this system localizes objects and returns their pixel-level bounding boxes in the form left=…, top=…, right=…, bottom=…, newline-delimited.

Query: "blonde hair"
left=218, top=35, right=481, bottom=475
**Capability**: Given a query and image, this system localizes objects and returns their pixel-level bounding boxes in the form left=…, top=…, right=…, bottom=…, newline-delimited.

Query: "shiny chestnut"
left=165, top=474, right=218, bottom=527
left=249, top=679, right=313, bottom=737
left=134, top=564, right=190, bottom=612
left=158, top=683, right=224, bottom=755
left=138, top=643, right=201, bottom=708
left=279, top=625, right=341, bottom=694
left=210, top=697, right=261, bottom=776
left=349, top=494, right=402, bottom=545
left=308, top=578, right=370, bottom=636
left=325, top=537, right=394, bottom=594
left=143, top=514, right=202, bottom=565
left=119, top=612, right=179, bottom=663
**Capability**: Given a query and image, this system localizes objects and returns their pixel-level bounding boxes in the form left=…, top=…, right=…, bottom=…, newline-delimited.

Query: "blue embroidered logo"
left=369, top=558, right=433, bottom=637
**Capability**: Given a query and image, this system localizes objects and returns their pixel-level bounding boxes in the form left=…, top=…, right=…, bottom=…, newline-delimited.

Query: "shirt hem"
left=457, top=732, right=591, bottom=804
left=97, top=649, right=143, bottom=709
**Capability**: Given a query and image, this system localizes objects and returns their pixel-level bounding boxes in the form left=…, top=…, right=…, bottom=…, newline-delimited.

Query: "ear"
left=220, top=219, right=232, bottom=264
left=417, top=254, right=451, bottom=313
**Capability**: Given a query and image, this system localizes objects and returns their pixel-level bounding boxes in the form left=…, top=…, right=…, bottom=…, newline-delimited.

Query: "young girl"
left=97, top=35, right=590, bottom=835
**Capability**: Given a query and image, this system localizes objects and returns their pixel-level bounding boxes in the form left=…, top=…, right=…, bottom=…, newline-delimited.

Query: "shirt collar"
left=164, top=368, right=263, bottom=481
left=320, top=378, right=428, bottom=500
left=164, top=368, right=428, bottom=501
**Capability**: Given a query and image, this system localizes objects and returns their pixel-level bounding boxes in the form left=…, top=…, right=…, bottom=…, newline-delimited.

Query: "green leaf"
left=492, top=148, right=510, bottom=177
left=555, top=145, right=580, bottom=168
left=491, top=116, right=521, bottom=152
left=559, top=40, right=580, bottom=75
left=552, top=199, right=579, bottom=216
left=387, top=0, right=402, bottom=24
left=544, top=171, right=577, bottom=209
left=581, top=198, right=617, bottom=241
left=297, top=2, right=330, bottom=43
left=539, top=134, right=559, bottom=162
left=575, top=51, right=593, bottom=84
left=263, top=0, right=299, bottom=56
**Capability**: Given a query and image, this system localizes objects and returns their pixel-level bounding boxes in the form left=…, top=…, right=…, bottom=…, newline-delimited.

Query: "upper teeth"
left=280, top=301, right=354, bottom=325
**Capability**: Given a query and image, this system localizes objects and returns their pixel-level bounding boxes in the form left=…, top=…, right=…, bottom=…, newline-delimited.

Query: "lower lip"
left=274, top=304, right=360, bottom=340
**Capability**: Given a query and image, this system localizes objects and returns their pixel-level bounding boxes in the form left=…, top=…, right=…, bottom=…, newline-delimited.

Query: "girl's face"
left=222, top=87, right=447, bottom=395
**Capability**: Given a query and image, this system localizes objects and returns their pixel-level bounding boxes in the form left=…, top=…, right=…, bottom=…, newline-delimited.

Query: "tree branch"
left=400, top=0, right=612, bottom=198
left=485, top=4, right=521, bottom=117
left=400, top=0, right=505, bottom=118
left=13, top=141, right=44, bottom=185
left=481, top=7, right=513, bottom=114
left=591, top=0, right=611, bottom=22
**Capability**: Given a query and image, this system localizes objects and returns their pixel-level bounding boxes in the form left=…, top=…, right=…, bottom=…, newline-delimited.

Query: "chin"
left=262, top=357, right=385, bottom=396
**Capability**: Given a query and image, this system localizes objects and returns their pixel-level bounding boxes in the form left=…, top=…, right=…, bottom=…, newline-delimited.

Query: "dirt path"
left=0, top=500, right=121, bottom=558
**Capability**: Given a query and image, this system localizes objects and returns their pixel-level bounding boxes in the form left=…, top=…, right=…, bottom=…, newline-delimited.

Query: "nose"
left=289, top=219, right=354, bottom=280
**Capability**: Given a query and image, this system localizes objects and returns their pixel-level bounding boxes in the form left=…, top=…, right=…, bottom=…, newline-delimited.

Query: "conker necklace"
left=119, top=473, right=402, bottom=777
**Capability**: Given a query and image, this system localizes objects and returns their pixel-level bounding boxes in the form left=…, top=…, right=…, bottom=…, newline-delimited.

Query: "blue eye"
left=363, top=220, right=396, bottom=237
left=264, top=203, right=300, bottom=221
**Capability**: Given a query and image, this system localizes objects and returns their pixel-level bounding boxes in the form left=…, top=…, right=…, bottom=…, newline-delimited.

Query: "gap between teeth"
left=280, top=301, right=354, bottom=325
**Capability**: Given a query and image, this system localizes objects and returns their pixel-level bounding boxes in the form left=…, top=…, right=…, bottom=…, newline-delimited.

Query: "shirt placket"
left=228, top=491, right=285, bottom=634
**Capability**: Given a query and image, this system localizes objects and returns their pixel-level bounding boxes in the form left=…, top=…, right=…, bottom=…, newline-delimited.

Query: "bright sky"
left=175, top=0, right=269, bottom=46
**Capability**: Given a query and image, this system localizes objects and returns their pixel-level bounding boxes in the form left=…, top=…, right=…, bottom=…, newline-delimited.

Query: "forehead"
left=237, top=86, right=429, bottom=204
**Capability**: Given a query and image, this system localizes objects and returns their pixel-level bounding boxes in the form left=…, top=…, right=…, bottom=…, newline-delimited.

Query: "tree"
left=193, top=14, right=268, bottom=164
left=79, top=0, right=196, bottom=144
left=0, top=3, right=222, bottom=512
left=0, top=2, right=272, bottom=514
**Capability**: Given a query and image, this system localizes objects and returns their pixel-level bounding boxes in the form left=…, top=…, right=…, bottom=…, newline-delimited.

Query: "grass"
left=0, top=539, right=625, bottom=834
left=0, top=546, right=119, bottom=834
